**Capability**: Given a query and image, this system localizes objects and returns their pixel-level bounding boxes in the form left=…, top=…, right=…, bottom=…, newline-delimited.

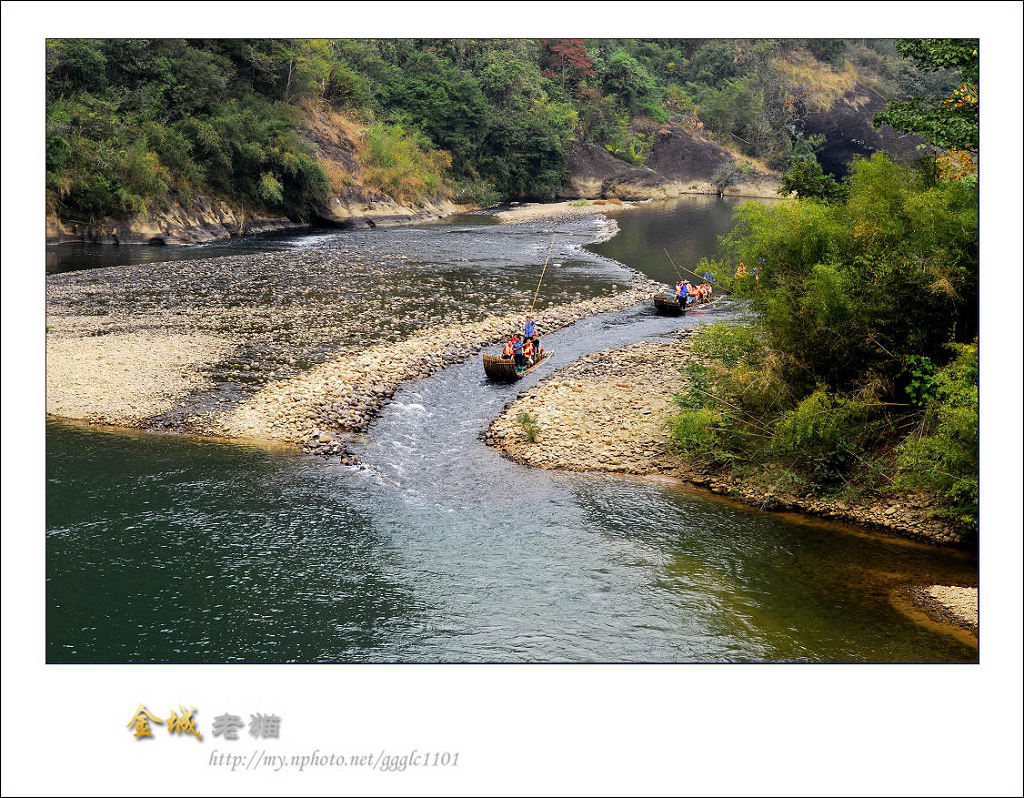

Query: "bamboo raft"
left=482, top=351, right=551, bottom=382
left=653, top=293, right=686, bottom=316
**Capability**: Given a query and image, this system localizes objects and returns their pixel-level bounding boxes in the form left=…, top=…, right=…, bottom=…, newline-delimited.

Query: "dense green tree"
left=873, top=38, right=979, bottom=152
left=669, top=152, right=978, bottom=508
left=602, top=48, right=664, bottom=119
left=45, top=37, right=958, bottom=220
left=378, top=50, right=491, bottom=168
left=777, top=158, right=846, bottom=201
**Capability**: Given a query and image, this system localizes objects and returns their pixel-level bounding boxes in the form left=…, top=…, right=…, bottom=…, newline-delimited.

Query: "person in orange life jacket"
left=521, top=337, right=535, bottom=366
left=502, top=335, right=518, bottom=359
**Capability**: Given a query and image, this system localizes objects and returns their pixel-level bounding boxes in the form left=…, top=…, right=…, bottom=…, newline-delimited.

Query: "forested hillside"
left=45, top=38, right=956, bottom=230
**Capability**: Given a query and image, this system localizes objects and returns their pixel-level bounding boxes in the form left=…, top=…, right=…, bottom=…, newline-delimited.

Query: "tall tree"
left=873, top=38, right=978, bottom=153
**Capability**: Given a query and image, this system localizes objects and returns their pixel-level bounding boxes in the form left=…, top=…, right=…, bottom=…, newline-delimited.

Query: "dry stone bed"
left=46, top=214, right=653, bottom=436
left=486, top=336, right=696, bottom=475
left=211, top=286, right=658, bottom=456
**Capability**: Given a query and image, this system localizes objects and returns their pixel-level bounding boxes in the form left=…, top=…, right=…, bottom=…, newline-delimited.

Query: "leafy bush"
left=777, top=158, right=846, bottom=201
left=360, top=122, right=451, bottom=204
left=604, top=116, right=651, bottom=165
left=895, top=341, right=978, bottom=530
left=667, top=153, right=978, bottom=525
left=450, top=177, right=499, bottom=207
left=711, top=162, right=740, bottom=193
left=516, top=411, right=542, bottom=443
left=666, top=405, right=724, bottom=459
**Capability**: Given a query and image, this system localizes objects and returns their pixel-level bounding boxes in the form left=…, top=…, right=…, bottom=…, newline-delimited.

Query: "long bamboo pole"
left=529, top=234, right=557, bottom=316
left=662, top=247, right=686, bottom=282
left=663, top=248, right=733, bottom=295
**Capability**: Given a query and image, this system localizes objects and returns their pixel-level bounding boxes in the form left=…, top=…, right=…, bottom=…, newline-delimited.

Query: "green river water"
left=45, top=198, right=978, bottom=663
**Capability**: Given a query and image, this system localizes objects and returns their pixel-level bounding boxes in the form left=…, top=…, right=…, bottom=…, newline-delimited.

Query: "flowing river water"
left=46, top=197, right=978, bottom=663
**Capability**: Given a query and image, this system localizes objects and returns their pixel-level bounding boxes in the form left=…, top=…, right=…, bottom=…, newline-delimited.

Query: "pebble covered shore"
left=487, top=335, right=970, bottom=548
left=214, top=284, right=659, bottom=457
left=45, top=211, right=655, bottom=450
left=492, top=199, right=639, bottom=224
left=905, top=585, right=979, bottom=634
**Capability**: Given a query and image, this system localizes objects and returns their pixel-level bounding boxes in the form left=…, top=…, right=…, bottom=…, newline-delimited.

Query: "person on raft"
left=524, top=314, right=541, bottom=351
left=512, top=335, right=527, bottom=372
left=502, top=334, right=519, bottom=360
left=520, top=336, right=535, bottom=373
left=676, top=280, right=690, bottom=307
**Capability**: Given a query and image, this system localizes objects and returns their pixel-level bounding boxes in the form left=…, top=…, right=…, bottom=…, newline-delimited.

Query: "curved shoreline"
left=903, top=585, right=978, bottom=634
left=485, top=334, right=970, bottom=549
left=45, top=210, right=663, bottom=454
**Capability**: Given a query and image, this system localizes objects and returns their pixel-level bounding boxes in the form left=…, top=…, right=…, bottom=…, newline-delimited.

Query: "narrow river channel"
left=46, top=198, right=977, bottom=663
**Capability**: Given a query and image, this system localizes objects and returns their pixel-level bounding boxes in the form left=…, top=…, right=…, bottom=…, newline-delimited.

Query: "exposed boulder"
left=558, top=140, right=634, bottom=198
left=601, top=166, right=677, bottom=200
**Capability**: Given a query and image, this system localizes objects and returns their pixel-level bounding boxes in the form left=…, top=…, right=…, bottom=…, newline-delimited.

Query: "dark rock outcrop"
left=801, top=88, right=926, bottom=176
left=560, top=124, right=782, bottom=201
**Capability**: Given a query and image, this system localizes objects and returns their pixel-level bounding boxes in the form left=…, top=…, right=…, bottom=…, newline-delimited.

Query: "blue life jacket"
left=524, top=319, right=535, bottom=338
left=513, top=340, right=524, bottom=353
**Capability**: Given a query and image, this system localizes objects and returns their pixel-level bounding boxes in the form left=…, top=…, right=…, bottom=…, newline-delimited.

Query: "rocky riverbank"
left=558, top=124, right=783, bottom=201
left=904, top=585, right=979, bottom=634
left=492, top=199, right=641, bottom=224
left=46, top=213, right=664, bottom=454
left=486, top=335, right=969, bottom=547
left=45, top=194, right=470, bottom=246
left=217, top=286, right=658, bottom=456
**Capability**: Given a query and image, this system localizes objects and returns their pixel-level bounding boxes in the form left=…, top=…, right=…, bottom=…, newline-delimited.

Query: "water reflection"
left=589, top=195, right=778, bottom=284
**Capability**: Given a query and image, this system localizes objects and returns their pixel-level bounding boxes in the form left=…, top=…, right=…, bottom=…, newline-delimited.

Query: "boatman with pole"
left=524, top=314, right=539, bottom=353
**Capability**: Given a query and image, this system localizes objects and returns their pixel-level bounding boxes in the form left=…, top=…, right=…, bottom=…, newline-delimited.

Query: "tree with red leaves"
left=542, top=39, right=596, bottom=89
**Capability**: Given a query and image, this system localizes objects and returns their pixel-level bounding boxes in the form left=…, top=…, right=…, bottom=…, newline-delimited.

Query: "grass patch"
left=359, top=123, right=452, bottom=205
left=772, top=52, right=862, bottom=113
left=516, top=411, right=542, bottom=443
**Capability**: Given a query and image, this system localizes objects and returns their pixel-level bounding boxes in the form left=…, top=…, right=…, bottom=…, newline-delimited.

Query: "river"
left=45, top=198, right=977, bottom=663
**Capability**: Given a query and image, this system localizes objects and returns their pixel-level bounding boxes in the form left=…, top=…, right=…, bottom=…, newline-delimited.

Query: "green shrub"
left=450, top=177, right=499, bottom=207
left=711, top=162, right=740, bottom=193
left=516, top=411, right=542, bottom=443
left=666, top=405, right=723, bottom=458
left=361, top=123, right=452, bottom=204
left=895, top=341, right=978, bottom=530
